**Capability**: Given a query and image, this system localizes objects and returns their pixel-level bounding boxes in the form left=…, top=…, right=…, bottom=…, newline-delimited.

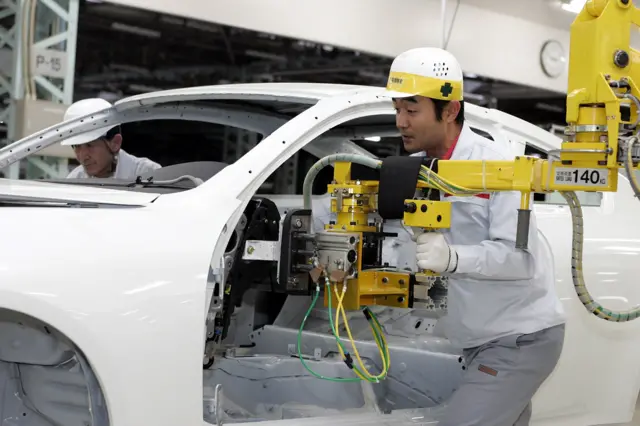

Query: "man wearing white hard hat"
left=381, top=47, right=566, bottom=425
left=63, top=98, right=161, bottom=179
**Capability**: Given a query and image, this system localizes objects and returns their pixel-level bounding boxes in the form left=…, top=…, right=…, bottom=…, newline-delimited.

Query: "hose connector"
left=343, top=352, right=354, bottom=369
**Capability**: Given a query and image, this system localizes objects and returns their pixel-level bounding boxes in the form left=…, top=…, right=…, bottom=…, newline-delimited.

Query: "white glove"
left=415, top=232, right=458, bottom=273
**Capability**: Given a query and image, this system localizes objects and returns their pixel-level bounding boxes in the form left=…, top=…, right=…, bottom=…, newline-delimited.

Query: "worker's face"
left=72, top=134, right=122, bottom=178
left=394, top=96, right=457, bottom=154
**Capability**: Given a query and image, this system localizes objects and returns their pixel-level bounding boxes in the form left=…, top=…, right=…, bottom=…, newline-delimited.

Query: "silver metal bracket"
left=242, top=240, right=279, bottom=261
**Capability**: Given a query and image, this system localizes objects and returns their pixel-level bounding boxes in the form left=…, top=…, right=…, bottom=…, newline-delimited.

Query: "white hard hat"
left=60, top=98, right=117, bottom=146
left=383, top=47, right=464, bottom=101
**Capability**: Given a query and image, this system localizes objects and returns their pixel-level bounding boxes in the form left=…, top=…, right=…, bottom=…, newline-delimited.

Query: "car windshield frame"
left=0, top=87, right=390, bottom=188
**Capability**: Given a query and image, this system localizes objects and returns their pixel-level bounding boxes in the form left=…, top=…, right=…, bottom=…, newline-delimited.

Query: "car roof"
left=114, top=82, right=384, bottom=110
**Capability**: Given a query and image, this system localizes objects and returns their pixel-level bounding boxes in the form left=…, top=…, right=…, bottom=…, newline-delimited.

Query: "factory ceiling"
left=75, top=1, right=567, bottom=129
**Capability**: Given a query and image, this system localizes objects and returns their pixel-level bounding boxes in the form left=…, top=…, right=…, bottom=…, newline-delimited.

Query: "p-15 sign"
left=30, top=48, right=68, bottom=79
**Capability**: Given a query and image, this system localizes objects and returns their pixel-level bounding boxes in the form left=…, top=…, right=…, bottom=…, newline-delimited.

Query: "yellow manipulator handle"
left=403, top=200, right=452, bottom=275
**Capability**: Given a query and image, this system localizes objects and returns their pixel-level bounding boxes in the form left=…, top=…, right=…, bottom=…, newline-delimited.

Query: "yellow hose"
left=333, top=282, right=388, bottom=381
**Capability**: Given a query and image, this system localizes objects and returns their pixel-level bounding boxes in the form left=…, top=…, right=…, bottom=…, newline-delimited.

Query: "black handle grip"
left=515, top=209, right=531, bottom=250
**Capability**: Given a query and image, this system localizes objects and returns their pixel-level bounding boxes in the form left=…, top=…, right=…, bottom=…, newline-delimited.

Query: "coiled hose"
left=569, top=134, right=640, bottom=321
left=574, top=136, right=640, bottom=321
left=559, top=190, right=640, bottom=321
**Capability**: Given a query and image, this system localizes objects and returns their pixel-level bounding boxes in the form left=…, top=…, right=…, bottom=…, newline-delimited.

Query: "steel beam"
left=0, top=0, right=78, bottom=179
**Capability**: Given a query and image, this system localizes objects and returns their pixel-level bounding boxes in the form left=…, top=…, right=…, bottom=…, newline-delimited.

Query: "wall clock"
left=540, top=40, right=567, bottom=78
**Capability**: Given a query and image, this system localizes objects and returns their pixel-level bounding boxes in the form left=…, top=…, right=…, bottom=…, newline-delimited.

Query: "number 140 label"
left=554, top=168, right=608, bottom=187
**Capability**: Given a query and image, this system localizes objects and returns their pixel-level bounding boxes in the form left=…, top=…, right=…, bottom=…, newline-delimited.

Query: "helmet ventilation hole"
left=433, top=62, right=449, bottom=77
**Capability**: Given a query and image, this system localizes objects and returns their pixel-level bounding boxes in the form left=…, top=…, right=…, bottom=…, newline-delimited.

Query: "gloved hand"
left=415, top=232, right=458, bottom=273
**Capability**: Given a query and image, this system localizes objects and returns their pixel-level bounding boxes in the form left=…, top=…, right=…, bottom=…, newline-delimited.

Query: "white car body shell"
left=0, top=83, right=637, bottom=426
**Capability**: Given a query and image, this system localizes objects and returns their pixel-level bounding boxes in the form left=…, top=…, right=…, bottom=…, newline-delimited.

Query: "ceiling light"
left=561, top=0, right=586, bottom=14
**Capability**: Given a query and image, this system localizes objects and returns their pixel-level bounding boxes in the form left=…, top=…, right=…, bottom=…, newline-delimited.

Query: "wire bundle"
left=418, top=165, right=483, bottom=196
left=296, top=276, right=391, bottom=383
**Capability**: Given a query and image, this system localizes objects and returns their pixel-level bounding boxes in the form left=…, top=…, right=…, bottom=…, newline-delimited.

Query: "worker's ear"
left=445, top=101, right=461, bottom=123
left=105, top=134, right=122, bottom=153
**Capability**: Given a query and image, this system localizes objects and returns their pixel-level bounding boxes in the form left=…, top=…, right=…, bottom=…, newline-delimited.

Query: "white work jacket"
left=66, top=149, right=161, bottom=180
left=410, top=123, right=565, bottom=348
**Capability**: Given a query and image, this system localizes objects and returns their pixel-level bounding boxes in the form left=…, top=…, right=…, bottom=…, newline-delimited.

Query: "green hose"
left=325, top=280, right=390, bottom=382
left=296, top=280, right=390, bottom=382
left=296, top=284, right=362, bottom=382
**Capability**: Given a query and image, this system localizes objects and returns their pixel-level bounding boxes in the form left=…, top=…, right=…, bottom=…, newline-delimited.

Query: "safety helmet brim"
left=60, top=126, right=113, bottom=146
left=380, top=89, right=419, bottom=99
